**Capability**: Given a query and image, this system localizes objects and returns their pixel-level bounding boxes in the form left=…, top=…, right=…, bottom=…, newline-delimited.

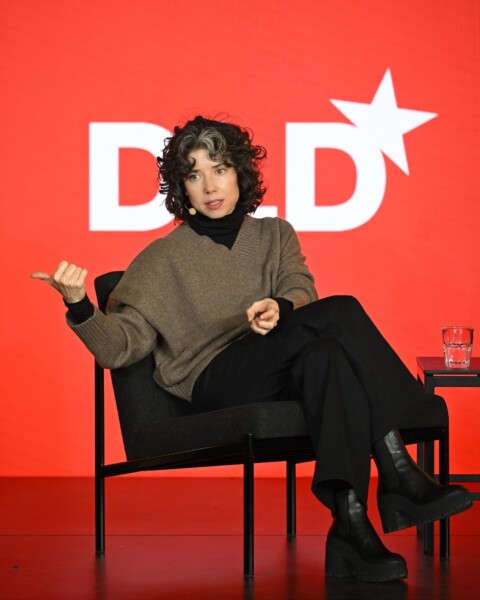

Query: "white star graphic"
left=330, top=69, right=437, bottom=174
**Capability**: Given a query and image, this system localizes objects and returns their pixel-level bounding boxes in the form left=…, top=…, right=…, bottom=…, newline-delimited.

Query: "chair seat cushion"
left=127, top=393, right=448, bottom=461
left=130, top=400, right=310, bottom=460
left=397, top=393, right=448, bottom=430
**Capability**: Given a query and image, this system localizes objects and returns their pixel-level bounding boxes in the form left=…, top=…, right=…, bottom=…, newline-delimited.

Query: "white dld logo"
left=89, top=70, right=436, bottom=232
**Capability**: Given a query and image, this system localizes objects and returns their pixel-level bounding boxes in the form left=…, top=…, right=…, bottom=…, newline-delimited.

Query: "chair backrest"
left=94, top=271, right=198, bottom=460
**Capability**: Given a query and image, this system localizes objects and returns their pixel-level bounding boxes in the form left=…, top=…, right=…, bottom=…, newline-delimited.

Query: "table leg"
left=439, top=431, right=450, bottom=559
left=423, top=440, right=434, bottom=555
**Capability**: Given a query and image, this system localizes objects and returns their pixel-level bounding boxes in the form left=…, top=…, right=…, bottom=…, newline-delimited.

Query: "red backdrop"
left=1, top=0, right=478, bottom=477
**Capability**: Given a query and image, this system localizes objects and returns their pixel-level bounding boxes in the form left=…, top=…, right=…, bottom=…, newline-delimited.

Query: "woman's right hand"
left=31, top=260, right=88, bottom=303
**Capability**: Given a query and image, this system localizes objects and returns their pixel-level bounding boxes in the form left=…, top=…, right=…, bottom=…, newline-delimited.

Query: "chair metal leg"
left=244, top=433, right=254, bottom=580
left=95, top=361, right=106, bottom=555
left=423, top=440, right=434, bottom=555
left=286, top=461, right=296, bottom=539
left=439, top=429, right=450, bottom=559
left=95, top=475, right=105, bottom=555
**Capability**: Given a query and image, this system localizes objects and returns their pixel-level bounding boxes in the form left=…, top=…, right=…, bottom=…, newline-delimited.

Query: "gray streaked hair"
left=177, top=127, right=229, bottom=164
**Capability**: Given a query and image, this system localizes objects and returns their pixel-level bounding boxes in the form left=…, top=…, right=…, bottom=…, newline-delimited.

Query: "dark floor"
left=0, top=477, right=479, bottom=599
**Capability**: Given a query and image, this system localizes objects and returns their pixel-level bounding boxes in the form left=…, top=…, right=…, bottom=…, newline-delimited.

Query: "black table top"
left=417, top=356, right=480, bottom=375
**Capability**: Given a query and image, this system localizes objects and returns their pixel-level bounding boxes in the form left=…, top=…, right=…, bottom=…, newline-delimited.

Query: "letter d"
left=89, top=122, right=172, bottom=231
left=286, top=123, right=386, bottom=232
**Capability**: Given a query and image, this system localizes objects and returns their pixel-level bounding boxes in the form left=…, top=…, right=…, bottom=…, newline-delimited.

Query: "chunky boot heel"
left=373, top=429, right=473, bottom=533
left=378, top=495, right=418, bottom=533
left=325, top=489, right=407, bottom=583
left=325, top=537, right=353, bottom=578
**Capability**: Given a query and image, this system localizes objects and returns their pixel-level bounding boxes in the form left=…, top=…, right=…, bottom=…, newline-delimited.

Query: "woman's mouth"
left=205, top=199, right=223, bottom=210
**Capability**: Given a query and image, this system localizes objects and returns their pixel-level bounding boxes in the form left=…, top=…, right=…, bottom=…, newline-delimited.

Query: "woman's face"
left=183, top=148, right=240, bottom=219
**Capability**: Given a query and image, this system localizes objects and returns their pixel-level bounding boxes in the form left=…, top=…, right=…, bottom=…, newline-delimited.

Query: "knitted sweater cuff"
left=64, top=294, right=95, bottom=324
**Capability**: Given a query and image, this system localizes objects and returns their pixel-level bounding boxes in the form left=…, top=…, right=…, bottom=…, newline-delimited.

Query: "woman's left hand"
left=246, top=298, right=280, bottom=335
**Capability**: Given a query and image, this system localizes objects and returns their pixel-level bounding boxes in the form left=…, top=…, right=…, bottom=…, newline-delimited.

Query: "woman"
left=32, top=115, right=472, bottom=582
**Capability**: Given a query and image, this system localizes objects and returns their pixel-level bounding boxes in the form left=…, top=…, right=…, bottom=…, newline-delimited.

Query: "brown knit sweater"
left=68, top=216, right=317, bottom=400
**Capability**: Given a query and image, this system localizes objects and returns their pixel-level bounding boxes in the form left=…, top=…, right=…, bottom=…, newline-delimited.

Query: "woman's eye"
left=187, top=173, right=199, bottom=181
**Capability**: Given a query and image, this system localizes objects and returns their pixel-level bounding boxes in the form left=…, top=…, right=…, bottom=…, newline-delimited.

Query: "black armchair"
left=94, top=271, right=450, bottom=579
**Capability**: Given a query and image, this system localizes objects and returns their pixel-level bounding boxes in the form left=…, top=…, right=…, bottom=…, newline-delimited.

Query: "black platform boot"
left=325, top=488, right=407, bottom=582
left=372, top=429, right=473, bottom=533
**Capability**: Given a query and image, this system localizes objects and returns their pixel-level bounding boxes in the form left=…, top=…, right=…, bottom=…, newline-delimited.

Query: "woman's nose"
left=204, top=173, right=216, bottom=193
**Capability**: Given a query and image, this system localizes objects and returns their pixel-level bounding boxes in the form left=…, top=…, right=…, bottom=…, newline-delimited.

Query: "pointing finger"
left=31, top=271, right=54, bottom=282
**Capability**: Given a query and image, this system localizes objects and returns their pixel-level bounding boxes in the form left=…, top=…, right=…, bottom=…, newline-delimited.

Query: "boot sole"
left=378, top=488, right=474, bottom=533
left=325, top=536, right=408, bottom=583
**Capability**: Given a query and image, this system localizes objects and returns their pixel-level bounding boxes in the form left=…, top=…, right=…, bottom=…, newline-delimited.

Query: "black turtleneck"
left=186, top=204, right=245, bottom=250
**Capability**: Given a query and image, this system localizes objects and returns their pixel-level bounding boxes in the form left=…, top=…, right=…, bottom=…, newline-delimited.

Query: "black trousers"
left=192, top=296, right=425, bottom=512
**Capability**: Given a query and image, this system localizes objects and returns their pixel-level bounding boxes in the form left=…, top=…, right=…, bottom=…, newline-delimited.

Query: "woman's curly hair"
left=157, top=116, right=267, bottom=221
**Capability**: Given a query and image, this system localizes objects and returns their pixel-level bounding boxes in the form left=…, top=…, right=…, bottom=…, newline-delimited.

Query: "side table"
left=417, top=356, right=480, bottom=501
left=416, top=356, right=480, bottom=558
